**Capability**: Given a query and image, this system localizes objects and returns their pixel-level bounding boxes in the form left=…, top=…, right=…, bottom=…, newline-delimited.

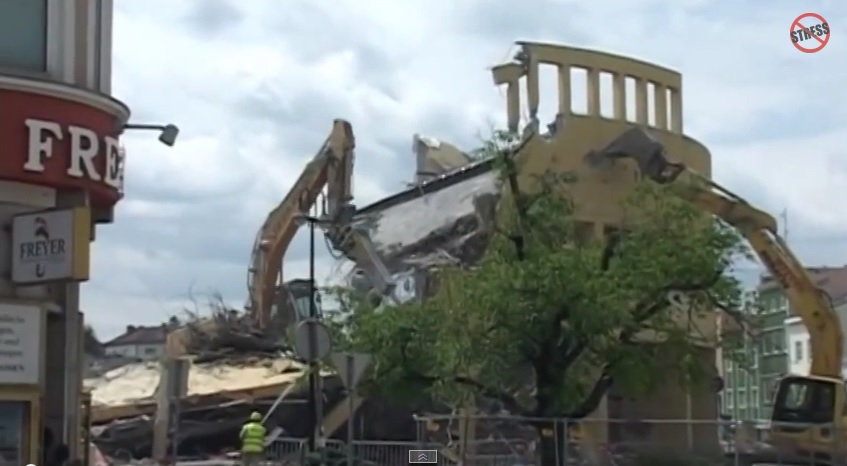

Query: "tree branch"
left=564, top=288, right=672, bottom=419
left=544, top=306, right=583, bottom=370
left=565, top=374, right=614, bottom=419
left=501, top=152, right=527, bottom=261
left=632, top=269, right=724, bottom=319
left=710, top=294, right=758, bottom=339
left=672, top=268, right=723, bottom=292
left=398, top=339, right=532, bottom=416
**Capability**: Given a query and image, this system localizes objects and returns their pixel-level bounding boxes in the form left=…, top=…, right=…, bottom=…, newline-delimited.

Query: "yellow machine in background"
left=586, top=127, right=845, bottom=465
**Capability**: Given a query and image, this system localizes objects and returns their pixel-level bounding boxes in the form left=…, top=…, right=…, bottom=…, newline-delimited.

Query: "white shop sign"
left=11, top=207, right=91, bottom=284
left=0, top=304, right=42, bottom=384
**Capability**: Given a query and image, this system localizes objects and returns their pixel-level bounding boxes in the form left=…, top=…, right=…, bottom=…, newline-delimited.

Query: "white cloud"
left=85, top=0, right=847, bottom=338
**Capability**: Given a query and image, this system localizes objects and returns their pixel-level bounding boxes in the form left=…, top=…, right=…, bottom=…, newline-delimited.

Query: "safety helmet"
left=250, top=411, right=262, bottom=421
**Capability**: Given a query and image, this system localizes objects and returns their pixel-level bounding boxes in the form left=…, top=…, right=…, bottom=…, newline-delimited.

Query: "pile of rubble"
left=85, top=306, right=425, bottom=460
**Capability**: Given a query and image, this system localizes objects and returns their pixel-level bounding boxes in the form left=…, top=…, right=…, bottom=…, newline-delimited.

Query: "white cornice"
left=0, top=74, right=130, bottom=124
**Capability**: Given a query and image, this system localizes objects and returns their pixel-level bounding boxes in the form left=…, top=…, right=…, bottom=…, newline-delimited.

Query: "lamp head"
left=158, top=124, right=179, bottom=146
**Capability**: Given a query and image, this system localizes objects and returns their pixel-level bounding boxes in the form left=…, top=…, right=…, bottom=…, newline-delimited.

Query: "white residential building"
left=103, top=325, right=168, bottom=360
left=785, top=316, right=814, bottom=376
left=785, top=294, right=847, bottom=377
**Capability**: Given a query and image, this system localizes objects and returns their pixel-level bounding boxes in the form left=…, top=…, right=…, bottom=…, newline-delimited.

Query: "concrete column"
left=53, top=189, right=87, bottom=460
left=44, top=283, right=82, bottom=458
left=42, top=287, right=83, bottom=460
left=43, top=312, right=67, bottom=442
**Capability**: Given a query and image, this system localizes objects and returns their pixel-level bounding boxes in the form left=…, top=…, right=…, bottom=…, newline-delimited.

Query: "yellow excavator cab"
left=770, top=375, right=845, bottom=452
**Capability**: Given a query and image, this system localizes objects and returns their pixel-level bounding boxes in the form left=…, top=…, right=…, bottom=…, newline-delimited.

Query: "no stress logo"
left=791, top=13, right=830, bottom=53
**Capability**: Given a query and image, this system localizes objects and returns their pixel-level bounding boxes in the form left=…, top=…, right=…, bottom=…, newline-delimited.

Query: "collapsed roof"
left=86, top=357, right=311, bottom=422
left=353, top=135, right=500, bottom=277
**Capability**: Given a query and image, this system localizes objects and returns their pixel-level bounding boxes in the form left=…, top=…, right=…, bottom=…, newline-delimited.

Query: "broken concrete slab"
left=354, top=159, right=500, bottom=274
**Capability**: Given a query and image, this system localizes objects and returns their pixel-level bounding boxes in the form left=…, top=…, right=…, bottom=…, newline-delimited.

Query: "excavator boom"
left=585, top=127, right=843, bottom=377
left=247, top=120, right=394, bottom=326
left=586, top=128, right=845, bottom=463
left=246, top=120, right=350, bottom=325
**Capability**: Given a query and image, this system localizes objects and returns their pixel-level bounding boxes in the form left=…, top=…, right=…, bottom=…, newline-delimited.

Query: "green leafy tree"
left=331, top=132, right=754, bottom=465
left=83, top=324, right=105, bottom=356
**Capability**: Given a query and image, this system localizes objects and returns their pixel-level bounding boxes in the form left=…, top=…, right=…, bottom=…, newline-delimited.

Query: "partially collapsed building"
left=346, top=42, right=720, bottom=452
left=86, top=42, right=724, bottom=460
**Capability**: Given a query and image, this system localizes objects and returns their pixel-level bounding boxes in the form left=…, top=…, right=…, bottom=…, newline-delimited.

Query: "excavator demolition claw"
left=584, top=128, right=686, bottom=184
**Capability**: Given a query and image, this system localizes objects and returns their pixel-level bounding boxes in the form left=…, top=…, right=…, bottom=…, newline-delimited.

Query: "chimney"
left=125, top=325, right=136, bottom=333
left=167, top=316, right=180, bottom=329
left=411, top=133, right=473, bottom=186
left=412, top=133, right=439, bottom=185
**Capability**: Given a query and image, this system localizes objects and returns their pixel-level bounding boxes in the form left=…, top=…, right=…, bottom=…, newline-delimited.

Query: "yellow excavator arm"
left=246, top=120, right=351, bottom=325
left=586, top=128, right=845, bottom=463
left=246, top=120, right=395, bottom=326
left=243, top=120, right=398, bottom=440
left=585, top=127, right=843, bottom=377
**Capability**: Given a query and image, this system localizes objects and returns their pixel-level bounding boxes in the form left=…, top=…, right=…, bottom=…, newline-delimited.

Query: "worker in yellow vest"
left=239, top=411, right=266, bottom=466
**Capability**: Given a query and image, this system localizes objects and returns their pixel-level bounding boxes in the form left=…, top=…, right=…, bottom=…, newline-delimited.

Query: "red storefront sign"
left=0, top=89, right=126, bottom=208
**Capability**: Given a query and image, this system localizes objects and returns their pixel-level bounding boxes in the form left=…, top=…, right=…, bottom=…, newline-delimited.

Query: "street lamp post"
left=294, top=214, right=325, bottom=454
left=122, top=123, right=180, bottom=146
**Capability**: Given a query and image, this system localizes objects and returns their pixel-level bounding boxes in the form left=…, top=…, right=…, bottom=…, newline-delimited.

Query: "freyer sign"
left=11, top=207, right=91, bottom=284
left=0, top=88, right=128, bottom=209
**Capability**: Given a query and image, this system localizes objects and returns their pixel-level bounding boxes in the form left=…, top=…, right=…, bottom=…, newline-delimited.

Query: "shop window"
left=762, top=334, right=773, bottom=354
left=92, top=0, right=103, bottom=89
left=92, top=0, right=111, bottom=91
left=0, top=0, right=48, bottom=72
left=765, top=378, right=778, bottom=404
left=773, top=332, right=785, bottom=352
left=842, top=383, right=847, bottom=416
left=0, top=401, right=27, bottom=465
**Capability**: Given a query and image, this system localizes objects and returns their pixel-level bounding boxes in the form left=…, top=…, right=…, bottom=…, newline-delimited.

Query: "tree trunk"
left=535, top=422, right=568, bottom=466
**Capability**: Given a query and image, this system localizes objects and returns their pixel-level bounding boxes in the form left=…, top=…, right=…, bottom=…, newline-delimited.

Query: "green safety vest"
left=241, top=421, right=266, bottom=453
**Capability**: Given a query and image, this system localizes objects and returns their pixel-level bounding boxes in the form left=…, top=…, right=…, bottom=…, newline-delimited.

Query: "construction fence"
left=262, top=416, right=844, bottom=465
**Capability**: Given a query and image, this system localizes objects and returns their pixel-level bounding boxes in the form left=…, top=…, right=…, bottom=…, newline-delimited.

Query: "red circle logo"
left=791, top=13, right=830, bottom=53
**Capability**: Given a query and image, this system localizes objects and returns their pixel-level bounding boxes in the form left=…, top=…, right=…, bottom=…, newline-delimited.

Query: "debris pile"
left=86, top=303, right=308, bottom=459
left=176, top=305, right=287, bottom=363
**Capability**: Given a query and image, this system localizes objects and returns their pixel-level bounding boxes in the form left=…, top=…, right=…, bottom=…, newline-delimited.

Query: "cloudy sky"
left=87, top=0, right=845, bottom=339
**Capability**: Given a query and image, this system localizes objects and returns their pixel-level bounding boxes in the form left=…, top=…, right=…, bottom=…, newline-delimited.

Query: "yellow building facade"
left=492, top=42, right=719, bottom=453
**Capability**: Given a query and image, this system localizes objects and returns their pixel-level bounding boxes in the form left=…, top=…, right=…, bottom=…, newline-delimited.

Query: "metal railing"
left=409, top=414, right=847, bottom=465
left=268, top=437, right=436, bottom=465
left=150, top=417, right=847, bottom=465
